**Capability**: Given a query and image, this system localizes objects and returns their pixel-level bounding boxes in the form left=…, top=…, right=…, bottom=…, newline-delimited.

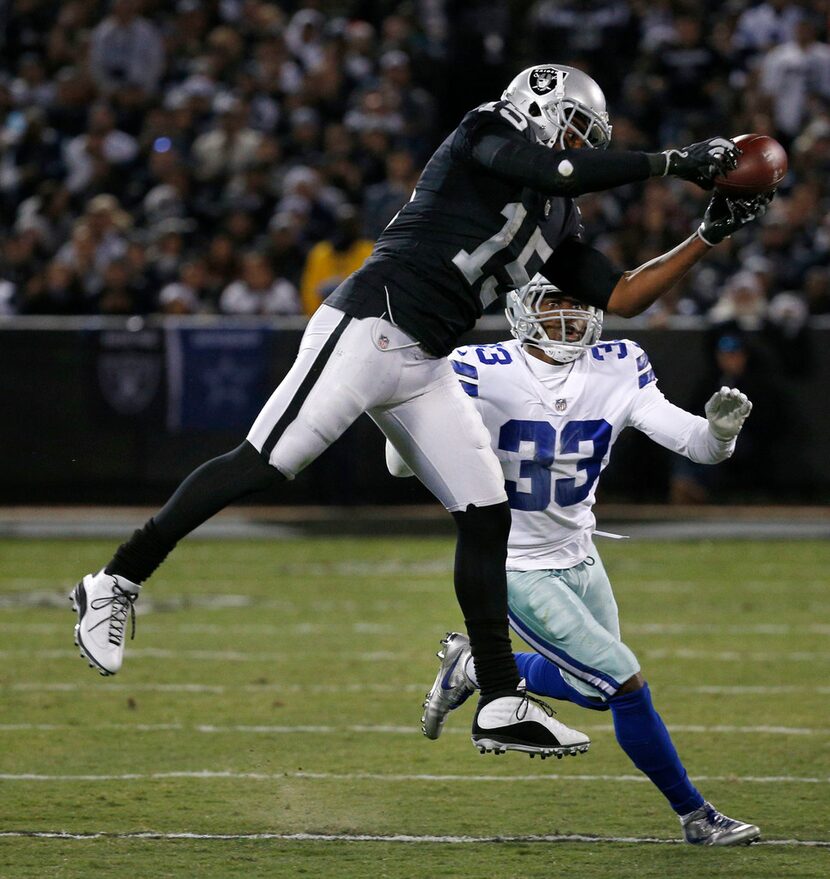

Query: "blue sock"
left=514, top=652, right=608, bottom=711
left=610, top=682, right=704, bottom=815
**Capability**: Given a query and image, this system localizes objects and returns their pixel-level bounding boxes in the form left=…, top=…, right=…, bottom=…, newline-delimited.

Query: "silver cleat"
left=680, top=801, right=761, bottom=846
left=421, top=632, right=475, bottom=739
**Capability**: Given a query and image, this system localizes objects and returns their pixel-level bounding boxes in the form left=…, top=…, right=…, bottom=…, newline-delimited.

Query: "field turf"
left=0, top=536, right=828, bottom=878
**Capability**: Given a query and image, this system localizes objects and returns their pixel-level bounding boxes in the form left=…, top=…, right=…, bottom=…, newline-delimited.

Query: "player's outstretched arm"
left=606, top=191, right=774, bottom=317
left=629, top=379, right=751, bottom=465
left=471, top=127, right=739, bottom=198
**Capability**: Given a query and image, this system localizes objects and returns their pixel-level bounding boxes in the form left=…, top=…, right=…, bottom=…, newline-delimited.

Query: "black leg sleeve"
left=106, top=440, right=283, bottom=583
left=452, top=501, right=520, bottom=699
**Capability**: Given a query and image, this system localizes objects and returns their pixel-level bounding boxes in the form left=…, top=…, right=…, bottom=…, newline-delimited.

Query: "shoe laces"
left=88, top=582, right=138, bottom=645
left=516, top=689, right=555, bottom=721
left=707, top=808, right=736, bottom=832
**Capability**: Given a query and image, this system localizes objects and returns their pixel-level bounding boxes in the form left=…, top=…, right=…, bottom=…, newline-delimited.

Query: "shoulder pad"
left=592, top=339, right=657, bottom=389
left=449, top=347, right=482, bottom=397
left=454, top=100, right=534, bottom=155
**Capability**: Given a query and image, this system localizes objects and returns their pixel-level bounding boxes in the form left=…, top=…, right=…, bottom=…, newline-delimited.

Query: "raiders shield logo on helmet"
left=530, top=67, right=567, bottom=96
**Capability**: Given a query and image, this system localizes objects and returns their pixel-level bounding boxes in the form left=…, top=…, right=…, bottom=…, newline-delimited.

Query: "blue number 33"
left=497, top=418, right=612, bottom=511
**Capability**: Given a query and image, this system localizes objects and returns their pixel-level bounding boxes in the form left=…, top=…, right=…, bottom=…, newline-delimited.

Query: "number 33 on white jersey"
left=443, top=338, right=723, bottom=570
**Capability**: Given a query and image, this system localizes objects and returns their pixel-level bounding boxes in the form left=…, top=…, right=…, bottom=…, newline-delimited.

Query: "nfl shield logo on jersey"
left=530, top=67, right=567, bottom=96
left=555, top=398, right=567, bottom=412
left=378, top=334, right=390, bottom=350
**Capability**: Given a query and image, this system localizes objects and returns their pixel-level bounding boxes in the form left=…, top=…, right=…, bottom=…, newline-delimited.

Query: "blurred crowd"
left=1, top=0, right=829, bottom=328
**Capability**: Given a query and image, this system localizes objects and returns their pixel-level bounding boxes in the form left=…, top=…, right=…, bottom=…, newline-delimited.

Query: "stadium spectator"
left=377, top=50, right=437, bottom=156
left=760, top=14, right=830, bottom=142
left=299, top=204, right=373, bottom=315
left=670, top=332, right=781, bottom=503
left=89, top=0, right=165, bottom=101
left=147, top=220, right=191, bottom=286
left=1, top=107, right=63, bottom=203
left=96, top=257, right=148, bottom=315
left=219, top=251, right=300, bottom=315
left=362, top=149, right=419, bottom=240
left=191, top=96, right=263, bottom=183
left=158, top=258, right=212, bottom=315
left=54, top=222, right=104, bottom=299
left=46, top=66, right=97, bottom=139
left=262, top=212, right=307, bottom=289
left=14, top=181, right=73, bottom=253
left=804, top=265, right=830, bottom=314
left=732, top=0, right=804, bottom=58
left=19, top=260, right=86, bottom=315
left=63, top=103, right=138, bottom=196
left=708, top=270, right=768, bottom=328
left=647, top=14, right=730, bottom=140
left=203, top=233, right=240, bottom=303
left=10, top=53, right=55, bottom=110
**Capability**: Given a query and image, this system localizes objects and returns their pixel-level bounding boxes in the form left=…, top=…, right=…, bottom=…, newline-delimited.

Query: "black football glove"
left=697, top=190, right=775, bottom=245
left=659, top=137, right=740, bottom=189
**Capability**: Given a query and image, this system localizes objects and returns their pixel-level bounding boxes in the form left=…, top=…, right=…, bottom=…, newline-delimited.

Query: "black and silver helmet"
left=502, top=64, right=612, bottom=150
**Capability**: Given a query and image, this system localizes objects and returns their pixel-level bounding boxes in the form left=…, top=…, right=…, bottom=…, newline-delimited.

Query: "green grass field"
left=0, top=536, right=828, bottom=878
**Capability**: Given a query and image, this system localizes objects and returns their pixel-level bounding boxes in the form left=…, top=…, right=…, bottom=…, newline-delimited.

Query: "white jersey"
left=448, top=339, right=734, bottom=570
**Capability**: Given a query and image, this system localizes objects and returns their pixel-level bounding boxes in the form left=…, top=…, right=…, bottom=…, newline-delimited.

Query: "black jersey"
left=327, top=101, right=585, bottom=357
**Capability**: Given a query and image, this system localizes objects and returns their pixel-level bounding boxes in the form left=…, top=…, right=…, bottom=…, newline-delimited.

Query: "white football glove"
left=705, top=386, right=753, bottom=441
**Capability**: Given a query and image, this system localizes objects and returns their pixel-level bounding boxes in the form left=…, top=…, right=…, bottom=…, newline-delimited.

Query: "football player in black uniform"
left=71, top=64, right=769, bottom=758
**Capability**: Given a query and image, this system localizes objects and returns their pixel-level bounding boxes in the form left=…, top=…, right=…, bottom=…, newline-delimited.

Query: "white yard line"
left=0, top=722, right=827, bottom=736
left=0, top=830, right=826, bottom=847
left=2, top=646, right=828, bottom=662
left=0, top=770, right=827, bottom=785
left=7, top=682, right=425, bottom=694
left=7, top=681, right=830, bottom=696
left=0, top=649, right=399, bottom=662
left=2, top=619, right=828, bottom=636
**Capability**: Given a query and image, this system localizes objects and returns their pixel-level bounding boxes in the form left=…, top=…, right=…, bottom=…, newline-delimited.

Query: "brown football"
left=714, top=133, right=788, bottom=195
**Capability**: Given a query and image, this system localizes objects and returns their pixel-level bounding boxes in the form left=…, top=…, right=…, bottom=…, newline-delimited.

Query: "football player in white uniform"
left=386, top=281, right=760, bottom=845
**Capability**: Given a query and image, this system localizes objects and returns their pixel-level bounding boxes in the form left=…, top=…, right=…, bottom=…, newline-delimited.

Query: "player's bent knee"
left=226, top=441, right=285, bottom=491
left=614, top=672, right=646, bottom=696
left=267, top=419, right=336, bottom=479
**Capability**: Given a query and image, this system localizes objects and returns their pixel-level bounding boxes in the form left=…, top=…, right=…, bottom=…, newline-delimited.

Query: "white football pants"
left=247, top=304, right=507, bottom=512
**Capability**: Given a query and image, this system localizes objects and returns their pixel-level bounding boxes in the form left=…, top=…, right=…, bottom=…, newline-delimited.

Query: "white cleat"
left=70, top=570, right=140, bottom=676
left=421, top=632, right=475, bottom=740
left=471, top=686, right=591, bottom=759
left=680, top=801, right=761, bottom=846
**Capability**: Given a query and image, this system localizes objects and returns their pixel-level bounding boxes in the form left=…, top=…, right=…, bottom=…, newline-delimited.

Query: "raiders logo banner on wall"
left=93, top=328, right=165, bottom=420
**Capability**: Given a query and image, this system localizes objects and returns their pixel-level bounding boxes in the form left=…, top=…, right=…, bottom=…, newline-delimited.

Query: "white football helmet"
left=506, top=279, right=603, bottom=363
left=502, top=64, right=612, bottom=150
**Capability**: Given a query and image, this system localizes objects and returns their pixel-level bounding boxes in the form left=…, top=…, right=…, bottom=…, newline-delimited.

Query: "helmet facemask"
left=532, top=99, right=611, bottom=151
left=506, top=282, right=603, bottom=363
